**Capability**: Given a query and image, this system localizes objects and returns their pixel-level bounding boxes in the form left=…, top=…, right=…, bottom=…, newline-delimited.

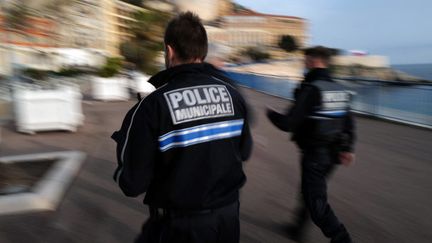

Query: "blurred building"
left=0, top=11, right=57, bottom=75
left=57, top=0, right=145, bottom=55
left=221, top=11, right=307, bottom=48
left=57, top=0, right=105, bottom=50
left=0, top=15, right=57, bottom=48
left=173, top=0, right=220, bottom=22
left=1, top=0, right=146, bottom=56
left=206, top=25, right=272, bottom=48
left=205, top=7, right=307, bottom=61
left=217, top=0, right=233, bottom=17
left=102, top=0, right=145, bottom=55
left=0, top=0, right=147, bottom=75
left=170, top=0, right=232, bottom=22
left=144, top=1, right=174, bottom=12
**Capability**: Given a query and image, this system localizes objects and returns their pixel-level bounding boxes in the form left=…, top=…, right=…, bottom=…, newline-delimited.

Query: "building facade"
left=217, top=0, right=233, bottom=17
left=57, top=0, right=105, bottom=50
left=104, top=0, right=145, bottom=55
left=0, top=0, right=147, bottom=75
left=0, top=9, right=57, bottom=75
left=173, top=0, right=219, bottom=22
left=206, top=25, right=272, bottom=48
left=56, top=0, right=145, bottom=56
left=221, top=12, right=308, bottom=48
left=0, top=15, right=57, bottom=48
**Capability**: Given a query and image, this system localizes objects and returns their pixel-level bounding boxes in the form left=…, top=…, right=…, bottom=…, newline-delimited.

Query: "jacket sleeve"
left=240, top=112, right=253, bottom=161
left=267, top=86, right=316, bottom=132
left=112, top=99, right=158, bottom=197
left=339, top=111, right=356, bottom=152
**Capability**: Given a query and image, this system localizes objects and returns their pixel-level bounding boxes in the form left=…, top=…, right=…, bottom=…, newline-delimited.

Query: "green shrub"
left=242, top=47, right=271, bottom=62
left=22, top=68, right=48, bottom=80
left=98, top=57, right=123, bottom=78
left=119, top=9, right=171, bottom=75
left=278, top=35, right=298, bottom=53
left=120, top=41, right=160, bottom=75
left=55, top=68, right=86, bottom=77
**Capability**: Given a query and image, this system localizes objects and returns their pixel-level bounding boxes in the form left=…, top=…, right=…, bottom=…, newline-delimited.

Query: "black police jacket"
left=112, top=63, right=253, bottom=210
left=267, top=68, right=355, bottom=152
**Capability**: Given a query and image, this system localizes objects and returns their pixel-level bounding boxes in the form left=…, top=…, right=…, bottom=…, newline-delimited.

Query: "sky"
left=235, top=0, right=432, bottom=65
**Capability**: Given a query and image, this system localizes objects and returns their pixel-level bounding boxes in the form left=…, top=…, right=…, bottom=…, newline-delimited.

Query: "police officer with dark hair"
left=267, top=46, right=355, bottom=243
left=112, top=12, right=252, bottom=243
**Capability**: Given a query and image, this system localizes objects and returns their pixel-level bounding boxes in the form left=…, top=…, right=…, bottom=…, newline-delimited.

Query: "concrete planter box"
left=91, top=76, right=129, bottom=101
left=0, top=86, right=12, bottom=122
left=13, top=84, right=84, bottom=134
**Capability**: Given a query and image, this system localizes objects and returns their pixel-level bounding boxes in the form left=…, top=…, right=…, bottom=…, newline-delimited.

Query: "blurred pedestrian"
left=112, top=12, right=252, bottom=243
left=267, top=46, right=356, bottom=243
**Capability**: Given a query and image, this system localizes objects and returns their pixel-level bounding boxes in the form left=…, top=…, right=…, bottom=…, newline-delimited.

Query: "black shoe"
left=286, top=224, right=305, bottom=242
left=330, top=231, right=352, bottom=243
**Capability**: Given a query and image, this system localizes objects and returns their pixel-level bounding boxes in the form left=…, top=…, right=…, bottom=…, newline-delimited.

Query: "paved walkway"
left=0, top=87, right=431, bottom=243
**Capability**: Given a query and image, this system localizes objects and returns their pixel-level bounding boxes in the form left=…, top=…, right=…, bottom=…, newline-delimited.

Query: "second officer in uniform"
left=267, top=46, right=356, bottom=243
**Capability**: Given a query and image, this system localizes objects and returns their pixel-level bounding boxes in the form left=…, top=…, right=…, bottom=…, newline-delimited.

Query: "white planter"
left=129, top=72, right=156, bottom=97
left=91, top=76, right=129, bottom=101
left=13, top=84, right=84, bottom=134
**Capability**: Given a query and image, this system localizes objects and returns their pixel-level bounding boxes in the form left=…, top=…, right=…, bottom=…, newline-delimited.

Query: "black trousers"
left=294, top=148, right=350, bottom=240
left=135, top=202, right=240, bottom=243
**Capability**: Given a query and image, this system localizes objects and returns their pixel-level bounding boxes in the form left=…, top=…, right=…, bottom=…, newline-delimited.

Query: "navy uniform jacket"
left=112, top=63, right=253, bottom=210
left=267, top=68, right=355, bottom=152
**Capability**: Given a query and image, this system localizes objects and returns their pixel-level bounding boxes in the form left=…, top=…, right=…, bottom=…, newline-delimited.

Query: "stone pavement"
left=0, top=87, right=431, bottom=243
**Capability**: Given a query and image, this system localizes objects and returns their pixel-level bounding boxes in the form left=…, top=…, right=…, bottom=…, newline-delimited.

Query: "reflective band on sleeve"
left=315, top=110, right=347, bottom=117
left=159, top=119, right=244, bottom=152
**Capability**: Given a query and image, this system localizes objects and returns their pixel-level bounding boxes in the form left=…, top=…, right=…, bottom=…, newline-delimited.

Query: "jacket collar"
left=304, top=68, right=331, bottom=83
left=149, top=63, right=224, bottom=88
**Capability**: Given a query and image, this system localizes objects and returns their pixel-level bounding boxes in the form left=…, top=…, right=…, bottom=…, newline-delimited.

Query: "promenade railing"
left=227, top=72, right=432, bottom=129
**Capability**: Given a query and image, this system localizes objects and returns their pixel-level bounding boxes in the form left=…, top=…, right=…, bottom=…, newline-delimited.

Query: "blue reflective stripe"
left=159, top=119, right=244, bottom=152
left=315, top=110, right=347, bottom=117
left=159, top=119, right=243, bottom=141
left=160, top=124, right=243, bottom=147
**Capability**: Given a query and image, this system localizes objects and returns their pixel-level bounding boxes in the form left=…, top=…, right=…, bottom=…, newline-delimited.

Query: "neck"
left=312, top=63, right=327, bottom=69
left=170, top=58, right=203, bottom=68
left=312, top=66, right=327, bottom=70
left=304, top=67, right=331, bottom=82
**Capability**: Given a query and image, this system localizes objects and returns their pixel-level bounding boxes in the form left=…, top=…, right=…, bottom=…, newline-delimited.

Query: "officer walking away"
left=112, top=12, right=253, bottom=243
left=266, top=46, right=356, bottom=243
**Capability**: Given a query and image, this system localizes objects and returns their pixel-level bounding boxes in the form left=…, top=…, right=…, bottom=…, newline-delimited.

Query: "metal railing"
left=228, top=72, right=432, bottom=129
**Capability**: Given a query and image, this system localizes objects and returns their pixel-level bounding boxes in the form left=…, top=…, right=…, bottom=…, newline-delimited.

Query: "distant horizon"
left=391, top=62, right=432, bottom=66
left=235, top=0, right=432, bottom=65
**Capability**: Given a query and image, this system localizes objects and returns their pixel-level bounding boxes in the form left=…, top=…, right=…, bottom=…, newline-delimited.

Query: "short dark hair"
left=303, top=46, right=333, bottom=62
left=164, top=12, right=208, bottom=62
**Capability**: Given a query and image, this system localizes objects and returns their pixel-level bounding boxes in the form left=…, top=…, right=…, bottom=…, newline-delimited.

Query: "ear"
left=166, top=45, right=175, bottom=61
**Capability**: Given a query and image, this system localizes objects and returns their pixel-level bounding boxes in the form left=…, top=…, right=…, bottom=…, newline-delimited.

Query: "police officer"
left=112, top=12, right=252, bottom=243
left=267, top=46, right=355, bottom=243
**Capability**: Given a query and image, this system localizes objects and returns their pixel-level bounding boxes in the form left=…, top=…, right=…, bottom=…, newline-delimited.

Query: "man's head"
left=164, top=12, right=208, bottom=68
left=303, top=46, right=333, bottom=70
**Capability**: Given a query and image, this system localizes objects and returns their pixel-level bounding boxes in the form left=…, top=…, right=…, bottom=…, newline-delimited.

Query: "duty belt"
left=149, top=201, right=238, bottom=218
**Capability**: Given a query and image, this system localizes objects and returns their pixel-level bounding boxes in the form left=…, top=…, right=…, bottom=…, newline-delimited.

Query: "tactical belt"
left=149, top=201, right=238, bottom=218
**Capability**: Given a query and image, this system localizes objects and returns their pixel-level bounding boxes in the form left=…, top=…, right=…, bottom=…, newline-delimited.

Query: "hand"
left=266, top=106, right=276, bottom=118
left=339, top=152, right=355, bottom=166
left=136, top=92, right=142, bottom=101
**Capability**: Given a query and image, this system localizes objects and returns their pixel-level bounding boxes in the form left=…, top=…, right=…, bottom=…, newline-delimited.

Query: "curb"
left=0, top=151, right=86, bottom=215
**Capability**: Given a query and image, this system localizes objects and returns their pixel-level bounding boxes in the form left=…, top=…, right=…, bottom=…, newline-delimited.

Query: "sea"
left=391, top=63, right=432, bottom=81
